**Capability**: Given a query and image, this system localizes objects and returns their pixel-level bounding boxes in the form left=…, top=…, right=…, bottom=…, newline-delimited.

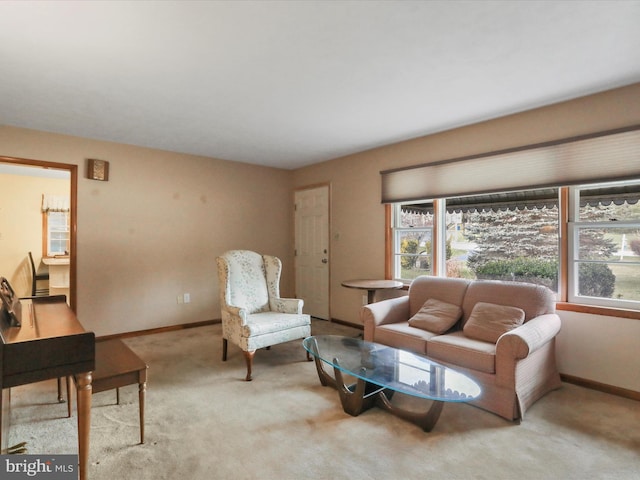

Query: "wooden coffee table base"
left=331, top=361, right=445, bottom=432
left=310, top=353, right=445, bottom=432
left=304, top=335, right=480, bottom=433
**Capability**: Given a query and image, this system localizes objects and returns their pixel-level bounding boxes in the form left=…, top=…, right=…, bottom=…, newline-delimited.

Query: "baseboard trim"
left=560, top=373, right=640, bottom=402
left=97, top=319, right=220, bottom=342
left=329, top=318, right=364, bottom=330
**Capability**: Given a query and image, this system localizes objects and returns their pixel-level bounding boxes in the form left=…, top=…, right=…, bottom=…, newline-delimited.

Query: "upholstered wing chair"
left=216, top=250, right=311, bottom=381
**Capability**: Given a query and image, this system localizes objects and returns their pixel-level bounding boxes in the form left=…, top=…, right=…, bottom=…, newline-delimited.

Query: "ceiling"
left=1, top=1, right=639, bottom=170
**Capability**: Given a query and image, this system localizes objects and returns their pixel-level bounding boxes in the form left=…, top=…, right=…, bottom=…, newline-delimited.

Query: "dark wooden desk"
left=0, top=296, right=95, bottom=480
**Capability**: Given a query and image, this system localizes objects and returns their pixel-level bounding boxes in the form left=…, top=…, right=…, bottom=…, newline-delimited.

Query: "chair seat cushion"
left=242, top=312, right=311, bottom=337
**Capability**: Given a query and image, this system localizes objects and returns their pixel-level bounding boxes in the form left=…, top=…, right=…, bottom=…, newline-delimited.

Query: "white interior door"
left=294, top=186, right=329, bottom=319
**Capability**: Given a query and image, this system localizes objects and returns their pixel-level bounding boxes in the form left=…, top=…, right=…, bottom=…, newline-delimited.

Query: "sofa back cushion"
left=408, top=298, right=462, bottom=334
left=461, top=280, right=556, bottom=326
left=463, top=302, right=525, bottom=343
left=408, top=276, right=470, bottom=318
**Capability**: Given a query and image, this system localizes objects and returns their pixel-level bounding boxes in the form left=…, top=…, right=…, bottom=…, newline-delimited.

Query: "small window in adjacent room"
left=45, top=211, right=70, bottom=256
left=568, top=180, right=640, bottom=309
left=392, top=202, right=434, bottom=281
left=41, top=194, right=70, bottom=256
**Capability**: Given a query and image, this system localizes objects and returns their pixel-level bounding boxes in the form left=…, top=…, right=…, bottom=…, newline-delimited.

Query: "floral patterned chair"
left=216, top=250, right=311, bottom=381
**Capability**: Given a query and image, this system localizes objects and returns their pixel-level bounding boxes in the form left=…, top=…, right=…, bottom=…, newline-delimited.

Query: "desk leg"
left=76, top=372, right=92, bottom=480
left=0, top=388, right=9, bottom=453
left=138, top=381, right=146, bottom=444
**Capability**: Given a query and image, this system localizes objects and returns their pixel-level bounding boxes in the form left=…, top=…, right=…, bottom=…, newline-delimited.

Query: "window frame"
left=43, top=210, right=70, bottom=257
left=390, top=201, right=434, bottom=281
left=385, top=180, right=640, bottom=319
left=567, top=182, right=640, bottom=310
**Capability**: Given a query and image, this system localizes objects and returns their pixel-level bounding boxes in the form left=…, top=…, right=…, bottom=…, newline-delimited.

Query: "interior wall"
left=0, top=125, right=294, bottom=336
left=292, top=82, right=640, bottom=393
left=0, top=172, right=69, bottom=297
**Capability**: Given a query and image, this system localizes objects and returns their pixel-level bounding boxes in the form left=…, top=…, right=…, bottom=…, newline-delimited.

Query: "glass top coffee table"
left=303, top=335, right=481, bottom=431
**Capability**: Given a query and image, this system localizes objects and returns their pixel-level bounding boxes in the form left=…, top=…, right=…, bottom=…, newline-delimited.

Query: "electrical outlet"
left=177, top=295, right=183, bottom=304
left=184, top=293, right=190, bottom=304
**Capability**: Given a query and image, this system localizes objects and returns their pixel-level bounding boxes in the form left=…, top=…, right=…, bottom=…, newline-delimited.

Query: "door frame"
left=294, top=182, right=331, bottom=320
left=0, top=155, right=78, bottom=312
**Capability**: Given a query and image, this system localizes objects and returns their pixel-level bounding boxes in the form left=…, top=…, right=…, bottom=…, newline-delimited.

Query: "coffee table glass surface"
left=303, top=335, right=481, bottom=402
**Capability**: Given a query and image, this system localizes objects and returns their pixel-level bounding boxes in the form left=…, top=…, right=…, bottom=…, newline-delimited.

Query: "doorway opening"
left=0, top=156, right=77, bottom=311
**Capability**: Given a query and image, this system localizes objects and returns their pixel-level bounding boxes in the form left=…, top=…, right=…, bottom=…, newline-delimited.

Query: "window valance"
left=445, top=188, right=559, bottom=213
left=381, top=125, right=640, bottom=204
left=41, top=194, right=70, bottom=212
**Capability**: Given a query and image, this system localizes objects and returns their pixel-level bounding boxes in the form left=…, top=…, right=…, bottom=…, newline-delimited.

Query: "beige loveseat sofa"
left=362, top=276, right=562, bottom=421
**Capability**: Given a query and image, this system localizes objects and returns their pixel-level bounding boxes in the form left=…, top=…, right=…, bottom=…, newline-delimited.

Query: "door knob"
left=321, top=258, right=328, bottom=263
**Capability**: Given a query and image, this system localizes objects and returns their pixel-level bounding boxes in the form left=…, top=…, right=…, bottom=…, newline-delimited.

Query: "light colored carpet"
left=6, top=320, right=640, bottom=479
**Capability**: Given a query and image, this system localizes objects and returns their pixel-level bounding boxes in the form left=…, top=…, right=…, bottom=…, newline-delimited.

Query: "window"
left=444, top=189, right=559, bottom=291
left=568, top=181, right=640, bottom=308
left=390, top=180, right=640, bottom=312
left=392, top=202, right=434, bottom=280
left=44, top=211, right=70, bottom=256
left=41, top=194, right=70, bottom=257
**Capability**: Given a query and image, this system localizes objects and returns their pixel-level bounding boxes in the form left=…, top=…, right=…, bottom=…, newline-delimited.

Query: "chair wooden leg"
left=243, top=350, right=255, bottom=381
left=57, top=377, right=64, bottom=403
left=222, top=338, right=228, bottom=361
left=66, top=376, right=72, bottom=418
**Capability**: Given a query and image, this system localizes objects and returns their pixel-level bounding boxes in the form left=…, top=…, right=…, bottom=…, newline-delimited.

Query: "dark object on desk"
left=0, top=277, right=21, bottom=327
left=28, top=252, right=49, bottom=297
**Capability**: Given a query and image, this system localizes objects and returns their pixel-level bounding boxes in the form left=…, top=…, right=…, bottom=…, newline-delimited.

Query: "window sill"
left=556, top=302, right=640, bottom=320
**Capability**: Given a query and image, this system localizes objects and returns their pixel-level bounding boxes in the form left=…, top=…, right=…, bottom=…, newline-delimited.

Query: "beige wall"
left=292, top=82, right=640, bottom=393
left=0, top=126, right=294, bottom=336
left=0, top=172, right=69, bottom=297
left=1, top=83, right=639, bottom=393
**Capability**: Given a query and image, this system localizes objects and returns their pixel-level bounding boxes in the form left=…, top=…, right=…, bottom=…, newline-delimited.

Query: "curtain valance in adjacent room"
left=380, top=125, right=640, bottom=204
left=41, top=194, right=70, bottom=212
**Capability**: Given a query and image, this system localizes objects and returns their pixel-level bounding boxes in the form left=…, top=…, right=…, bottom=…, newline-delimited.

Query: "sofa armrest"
left=272, top=298, right=304, bottom=314
left=497, top=313, right=561, bottom=359
left=361, top=296, right=410, bottom=341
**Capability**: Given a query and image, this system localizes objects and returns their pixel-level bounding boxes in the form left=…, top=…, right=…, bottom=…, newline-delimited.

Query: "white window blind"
left=381, top=126, right=640, bottom=204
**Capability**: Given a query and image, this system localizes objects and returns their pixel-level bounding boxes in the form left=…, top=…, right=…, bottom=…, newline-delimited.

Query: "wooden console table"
left=0, top=296, right=95, bottom=480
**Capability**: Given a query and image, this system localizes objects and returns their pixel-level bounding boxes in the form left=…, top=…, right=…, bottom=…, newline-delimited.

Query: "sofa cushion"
left=408, top=298, right=462, bottom=334
left=408, top=276, right=470, bottom=318
left=374, top=323, right=435, bottom=355
left=463, top=302, right=525, bottom=343
left=427, top=331, right=496, bottom=374
left=461, top=280, right=556, bottom=325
